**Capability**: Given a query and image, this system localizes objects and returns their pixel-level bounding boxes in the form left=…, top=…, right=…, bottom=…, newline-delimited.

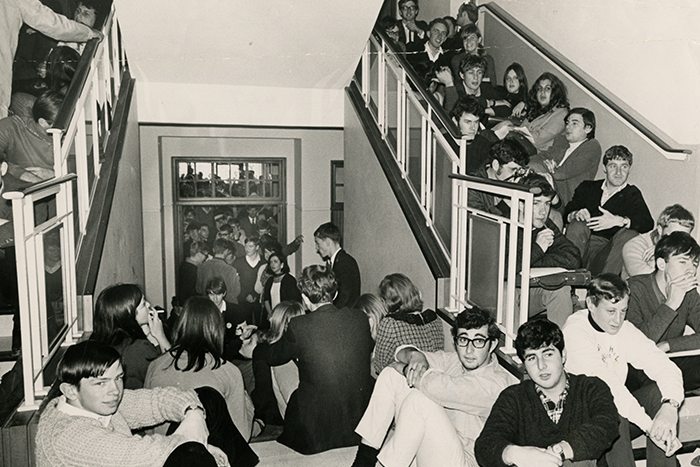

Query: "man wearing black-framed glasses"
left=350, top=307, right=517, bottom=467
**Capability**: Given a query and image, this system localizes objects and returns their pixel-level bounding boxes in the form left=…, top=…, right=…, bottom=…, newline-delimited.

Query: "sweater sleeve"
left=565, top=377, right=620, bottom=461
left=626, top=277, right=678, bottom=344
left=622, top=234, right=655, bottom=277
left=530, top=223, right=581, bottom=269
left=474, top=387, right=521, bottom=467
left=526, top=107, right=567, bottom=151
left=621, top=186, right=654, bottom=234
left=18, top=0, right=93, bottom=42
left=118, top=387, right=201, bottom=430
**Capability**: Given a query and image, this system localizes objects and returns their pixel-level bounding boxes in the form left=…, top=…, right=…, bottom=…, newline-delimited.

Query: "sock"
left=351, top=443, right=379, bottom=467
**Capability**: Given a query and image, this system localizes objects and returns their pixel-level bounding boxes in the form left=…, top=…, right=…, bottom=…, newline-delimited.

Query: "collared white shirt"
left=423, top=42, right=443, bottom=62
left=57, top=395, right=112, bottom=427
left=329, top=248, right=340, bottom=268
left=600, top=180, right=628, bottom=206
left=558, top=140, right=584, bottom=168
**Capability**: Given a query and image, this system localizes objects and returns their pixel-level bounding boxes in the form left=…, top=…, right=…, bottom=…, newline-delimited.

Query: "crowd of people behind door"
left=26, top=1, right=700, bottom=466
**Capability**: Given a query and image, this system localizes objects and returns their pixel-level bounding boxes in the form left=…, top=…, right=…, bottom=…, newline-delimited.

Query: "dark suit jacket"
left=397, top=20, right=428, bottom=48
left=564, top=179, right=654, bottom=239
left=332, top=249, right=361, bottom=309
left=222, top=301, right=252, bottom=362
left=267, top=304, right=374, bottom=454
left=531, top=136, right=602, bottom=207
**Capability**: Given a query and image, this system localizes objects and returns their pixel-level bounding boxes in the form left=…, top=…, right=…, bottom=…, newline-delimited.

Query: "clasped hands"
left=570, top=207, right=625, bottom=231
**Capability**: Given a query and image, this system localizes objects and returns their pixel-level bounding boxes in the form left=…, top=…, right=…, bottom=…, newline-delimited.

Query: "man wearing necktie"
left=314, top=222, right=361, bottom=309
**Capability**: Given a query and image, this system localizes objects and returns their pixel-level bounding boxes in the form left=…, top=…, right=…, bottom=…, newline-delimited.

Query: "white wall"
left=457, top=0, right=700, bottom=145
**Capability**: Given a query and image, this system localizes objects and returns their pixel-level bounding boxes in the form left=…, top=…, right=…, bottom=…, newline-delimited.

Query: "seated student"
left=145, top=296, right=255, bottom=441
left=529, top=108, right=602, bottom=208
left=627, top=231, right=700, bottom=390
left=468, top=139, right=530, bottom=215
left=36, top=340, right=259, bottom=467
left=494, top=73, right=569, bottom=152
left=517, top=173, right=581, bottom=327
left=267, top=265, right=374, bottom=454
left=622, top=204, right=695, bottom=278
left=44, top=46, right=81, bottom=93
left=56, top=0, right=106, bottom=53
left=494, top=62, right=529, bottom=119
left=373, top=273, right=444, bottom=374
left=563, top=274, right=684, bottom=466
left=196, top=238, right=241, bottom=300
left=250, top=301, right=305, bottom=423
left=396, top=0, right=428, bottom=48
left=90, top=284, right=171, bottom=389
left=441, top=16, right=461, bottom=52
left=444, top=54, right=503, bottom=117
left=0, top=90, right=63, bottom=183
left=378, top=16, right=406, bottom=52
left=565, top=145, right=654, bottom=276
left=350, top=307, right=518, bottom=467
left=450, top=97, right=494, bottom=172
left=455, top=1, right=478, bottom=32
left=407, top=18, right=450, bottom=70
left=449, top=24, right=497, bottom=86
left=475, top=319, right=619, bottom=467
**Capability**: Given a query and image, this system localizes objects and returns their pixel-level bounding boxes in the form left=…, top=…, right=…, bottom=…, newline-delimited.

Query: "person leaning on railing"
left=1, top=0, right=103, bottom=119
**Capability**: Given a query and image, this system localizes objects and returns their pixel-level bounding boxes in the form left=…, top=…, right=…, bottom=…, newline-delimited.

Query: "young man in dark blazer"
left=267, top=265, right=374, bottom=454
left=565, top=145, right=654, bottom=276
left=314, top=222, right=361, bottom=308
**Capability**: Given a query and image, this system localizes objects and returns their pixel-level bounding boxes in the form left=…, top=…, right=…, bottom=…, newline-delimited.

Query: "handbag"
left=529, top=269, right=591, bottom=290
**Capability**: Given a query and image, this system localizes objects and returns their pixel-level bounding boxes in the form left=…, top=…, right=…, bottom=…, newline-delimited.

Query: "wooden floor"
left=251, top=441, right=356, bottom=467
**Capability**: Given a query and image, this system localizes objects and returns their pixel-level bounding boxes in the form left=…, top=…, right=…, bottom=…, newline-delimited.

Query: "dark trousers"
left=566, top=222, right=638, bottom=276
left=166, top=386, right=259, bottom=467
left=605, top=381, right=677, bottom=467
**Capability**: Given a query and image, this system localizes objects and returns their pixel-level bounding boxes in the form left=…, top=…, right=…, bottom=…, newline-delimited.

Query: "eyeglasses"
left=454, top=335, right=489, bottom=348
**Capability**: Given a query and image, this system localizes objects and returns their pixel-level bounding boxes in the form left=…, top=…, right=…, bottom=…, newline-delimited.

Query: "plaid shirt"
left=373, top=315, right=444, bottom=374
left=536, top=374, right=570, bottom=424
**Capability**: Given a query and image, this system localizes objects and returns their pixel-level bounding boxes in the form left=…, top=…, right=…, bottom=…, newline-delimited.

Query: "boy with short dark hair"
left=475, top=319, right=618, bottom=467
left=627, top=231, right=700, bottom=390
left=563, top=274, right=683, bottom=466
left=36, top=340, right=259, bottom=467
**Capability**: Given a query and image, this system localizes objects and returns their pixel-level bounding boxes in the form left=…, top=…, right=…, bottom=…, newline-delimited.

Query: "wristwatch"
left=551, top=443, right=566, bottom=461
left=184, top=404, right=206, bottom=419
left=661, top=398, right=681, bottom=409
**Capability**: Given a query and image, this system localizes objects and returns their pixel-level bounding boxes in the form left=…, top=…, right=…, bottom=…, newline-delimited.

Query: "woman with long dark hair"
left=90, top=284, right=170, bottom=389
left=261, top=252, right=302, bottom=320
left=145, top=296, right=255, bottom=441
left=373, top=273, right=444, bottom=374
left=522, top=72, right=569, bottom=151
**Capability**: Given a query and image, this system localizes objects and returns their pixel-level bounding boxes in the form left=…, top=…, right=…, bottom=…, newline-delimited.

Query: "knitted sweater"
left=35, top=387, right=200, bottom=467
left=562, top=309, right=684, bottom=432
left=627, top=273, right=700, bottom=352
left=475, top=374, right=619, bottom=466
left=564, top=180, right=654, bottom=240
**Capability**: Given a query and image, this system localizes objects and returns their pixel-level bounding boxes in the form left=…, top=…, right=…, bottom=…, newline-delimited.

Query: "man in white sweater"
left=562, top=273, right=684, bottom=466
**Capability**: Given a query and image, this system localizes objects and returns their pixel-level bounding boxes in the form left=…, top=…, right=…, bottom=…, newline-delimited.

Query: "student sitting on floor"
left=351, top=307, right=517, bottom=467
left=35, top=340, right=259, bottom=467
left=475, top=318, right=619, bottom=467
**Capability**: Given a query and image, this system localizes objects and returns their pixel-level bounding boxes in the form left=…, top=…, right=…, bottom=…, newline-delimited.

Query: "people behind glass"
left=44, top=233, right=64, bottom=343
left=90, top=283, right=170, bottom=389
left=261, top=252, right=302, bottom=320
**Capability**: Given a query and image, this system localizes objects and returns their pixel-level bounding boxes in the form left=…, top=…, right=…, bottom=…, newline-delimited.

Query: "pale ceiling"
left=115, top=0, right=384, bottom=90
